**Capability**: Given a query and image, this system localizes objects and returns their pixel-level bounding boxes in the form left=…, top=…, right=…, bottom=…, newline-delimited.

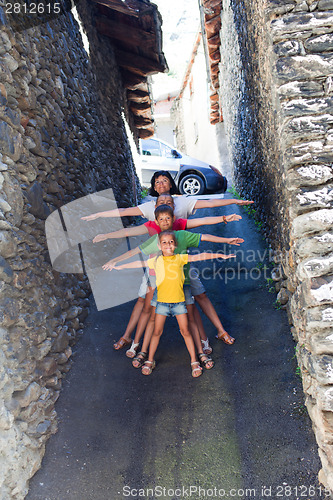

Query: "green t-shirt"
left=139, top=230, right=201, bottom=285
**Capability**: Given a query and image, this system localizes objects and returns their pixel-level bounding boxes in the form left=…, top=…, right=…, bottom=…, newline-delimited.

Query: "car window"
left=141, top=139, right=161, bottom=157
left=160, top=142, right=175, bottom=158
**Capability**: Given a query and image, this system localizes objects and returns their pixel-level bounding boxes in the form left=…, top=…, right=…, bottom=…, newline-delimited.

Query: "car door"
left=138, top=139, right=180, bottom=185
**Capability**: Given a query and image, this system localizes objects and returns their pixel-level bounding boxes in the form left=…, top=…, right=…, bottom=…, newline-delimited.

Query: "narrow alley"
left=27, top=199, right=322, bottom=499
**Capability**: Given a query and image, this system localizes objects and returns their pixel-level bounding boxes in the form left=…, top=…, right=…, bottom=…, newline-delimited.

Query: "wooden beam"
left=95, top=17, right=156, bottom=49
left=90, top=0, right=140, bottom=18
left=120, top=69, right=147, bottom=89
left=133, top=115, right=153, bottom=127
left=130, top=101, right=151, bottom=112
left=127, top=89, right=150, bottom=102
left=114, top=47, right=166, bottom=76
left=138, top=127, right=154, bottom=138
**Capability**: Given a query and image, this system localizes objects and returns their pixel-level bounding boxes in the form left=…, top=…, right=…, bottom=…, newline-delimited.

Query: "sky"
left=151, top=0, right=201, bottom=98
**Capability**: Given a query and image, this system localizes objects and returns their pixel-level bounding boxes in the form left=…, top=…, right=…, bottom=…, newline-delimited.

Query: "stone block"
left=0, top=297, right=19, bottom=327
left=0, top=256, right=13, bottom=283
left=287, top=164, right=333, bottom=189
left=297, top=254, right=333, bottom=279
left=50, top=329, right=70, bottom=353
left=276, top=54, right=333, bottom=83
left=300, top=348, right=333, bottom=385
left=306, top=305, right=333, bottom=331
left=283, top=115, right=333, bottom=145
left=13, top=382, right=41, bottom=408
left=293, top=186, right=333, bottom=215
left=271, top=12, right=333, bottom=39
left=281, top=97, right=333, bottom=118
left=318, top=0, right=333, bottom=9
left=305, top=33, right=333, bottom=53
left=291, top=209, right=333, bottom=238
left=310, top=276, right=333, bottom=305
left=296, top=233, right=333, bottom=259
left=278, top=80, right=323, bottom=99
left=310, top=330, right=333, bottom=356
left=274, top=40, right=303, bottom=57
left=0, top=122, right=22, bottom=161
left=37, top=357, right=57, bottom=377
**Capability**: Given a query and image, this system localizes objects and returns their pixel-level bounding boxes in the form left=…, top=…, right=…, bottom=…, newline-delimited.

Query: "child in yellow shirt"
left=115, top=230, right=235, bottom=378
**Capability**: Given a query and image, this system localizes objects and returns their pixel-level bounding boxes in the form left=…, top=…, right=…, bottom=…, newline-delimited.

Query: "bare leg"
left=122, top=298, right=144, bottom=340
left=132, top=287, right=155, bottom=344
left=147, top=313, right=166, bottom=363
left=187, top=304, right=214, bottom=369
left=176, top=313, right=202, bottom=378
left=194, top=292, right=235, bottom=344
left=193, top=304, right=207, bottom=341
left=132, top=308, right=155, bottom=368
left=113, top=297, right=144, bottom=349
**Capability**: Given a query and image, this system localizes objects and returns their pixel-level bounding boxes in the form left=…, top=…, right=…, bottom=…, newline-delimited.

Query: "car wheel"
left=179, top=174, right=205, bottom=196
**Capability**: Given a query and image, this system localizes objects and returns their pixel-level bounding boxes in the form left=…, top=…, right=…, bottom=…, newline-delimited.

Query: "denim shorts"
left=155, top=301, right=187, bottom=317
left=138, top=274, right=156, bottom=298
left=189, top=267, right=206, bottom=296
left=151, top=285, right=194, bottom=307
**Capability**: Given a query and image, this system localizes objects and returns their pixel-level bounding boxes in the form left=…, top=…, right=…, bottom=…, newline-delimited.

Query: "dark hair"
left=158, top=230, right=177, bottom=246
left=149, top=171, right=180, bottom=197
left=154, top=204, right=174, bottom=220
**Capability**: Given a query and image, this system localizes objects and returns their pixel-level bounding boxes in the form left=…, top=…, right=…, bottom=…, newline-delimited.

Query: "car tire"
left=179, top=174, right=205, bottom=196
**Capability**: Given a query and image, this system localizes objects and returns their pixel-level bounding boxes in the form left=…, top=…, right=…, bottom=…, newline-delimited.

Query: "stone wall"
left=0, top=3, right=138, bottom=498
left=219, top=0, right=333, bottom=490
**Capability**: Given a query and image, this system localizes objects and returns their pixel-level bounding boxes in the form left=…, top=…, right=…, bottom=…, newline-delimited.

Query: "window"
left=141, top=139, right=161, bottom=156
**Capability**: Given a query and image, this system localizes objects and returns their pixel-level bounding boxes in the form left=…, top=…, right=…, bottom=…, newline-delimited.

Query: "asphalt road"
left=27, top=198, right=323, bottom=500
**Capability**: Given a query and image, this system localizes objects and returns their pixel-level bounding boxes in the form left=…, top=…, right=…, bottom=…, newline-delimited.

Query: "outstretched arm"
left=186, top=213, right=242, bottom=229
left=201, top=234, right=244, bottom=246
left=114, top=260, right=148, bottom=270
left=194, top=198, right=254, bottom=209
left=188, top=252, right=236, bottom=262
left=102, top=246, right=141, bottom=271
left=93, top=224, right=148, bottom=243
left=82, top=206, right=143, bottom=221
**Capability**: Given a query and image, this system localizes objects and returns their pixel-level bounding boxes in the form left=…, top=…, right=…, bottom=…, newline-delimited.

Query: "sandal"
left=201, top=338, right=212, bottom=355
left=198, top=353, right=215, bottom=370
left=113, top=337, right=131, bottom=350
left=216, top=331, right=235, bottom=345
left=142, top=360, right=156, bottom=376
left=191, top=361, right=202, bottom=378
left=132, top=351, right=147, bottom=368
left=126, top=342, right=140, bottom=358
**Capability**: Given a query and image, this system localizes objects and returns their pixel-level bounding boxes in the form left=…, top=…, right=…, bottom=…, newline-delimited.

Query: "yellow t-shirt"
left=147, top=254, right=189, bottom=303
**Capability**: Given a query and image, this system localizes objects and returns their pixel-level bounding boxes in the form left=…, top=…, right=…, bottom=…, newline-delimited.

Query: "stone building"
left=198, top=0, right=333, bottom=490
left=0, top=0, right=166, bottom=497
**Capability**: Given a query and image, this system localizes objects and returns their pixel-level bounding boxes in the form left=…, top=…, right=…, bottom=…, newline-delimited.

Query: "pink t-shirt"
left=144, top=218, right=187, bottom=236
left=143, top=219, right=187, bottom=275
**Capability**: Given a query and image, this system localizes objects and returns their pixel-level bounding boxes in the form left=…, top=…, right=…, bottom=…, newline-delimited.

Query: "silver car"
left=137, top=138, right=227, bottom=196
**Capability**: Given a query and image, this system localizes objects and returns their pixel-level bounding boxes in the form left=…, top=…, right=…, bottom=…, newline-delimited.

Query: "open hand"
left=236, top=200, right=254, bottom=205
left=81, top=213, right=100, bottom=221
left=223, top=254, right=236, bottom=259
left=102, top=260, right=117, bottom=271
left=227, top=238, right=244, bottom=246
left=225, top=214, right=242, bottom=222
left=93, top=233, right=108, bottom=243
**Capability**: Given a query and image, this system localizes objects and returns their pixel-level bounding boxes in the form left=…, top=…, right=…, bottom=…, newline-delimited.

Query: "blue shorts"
left=155, top=301, right=187, bottom=317
left=151, top=285, right=194, bottom=307
left=138, top=274, right=156, bottom=299
left=189, top=267, right=205, bottom=296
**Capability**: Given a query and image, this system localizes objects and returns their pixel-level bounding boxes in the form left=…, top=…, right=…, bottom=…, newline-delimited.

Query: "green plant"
left=274, top=299, right=281, bottom=309
left=141, top=187, right=149, bottom=198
